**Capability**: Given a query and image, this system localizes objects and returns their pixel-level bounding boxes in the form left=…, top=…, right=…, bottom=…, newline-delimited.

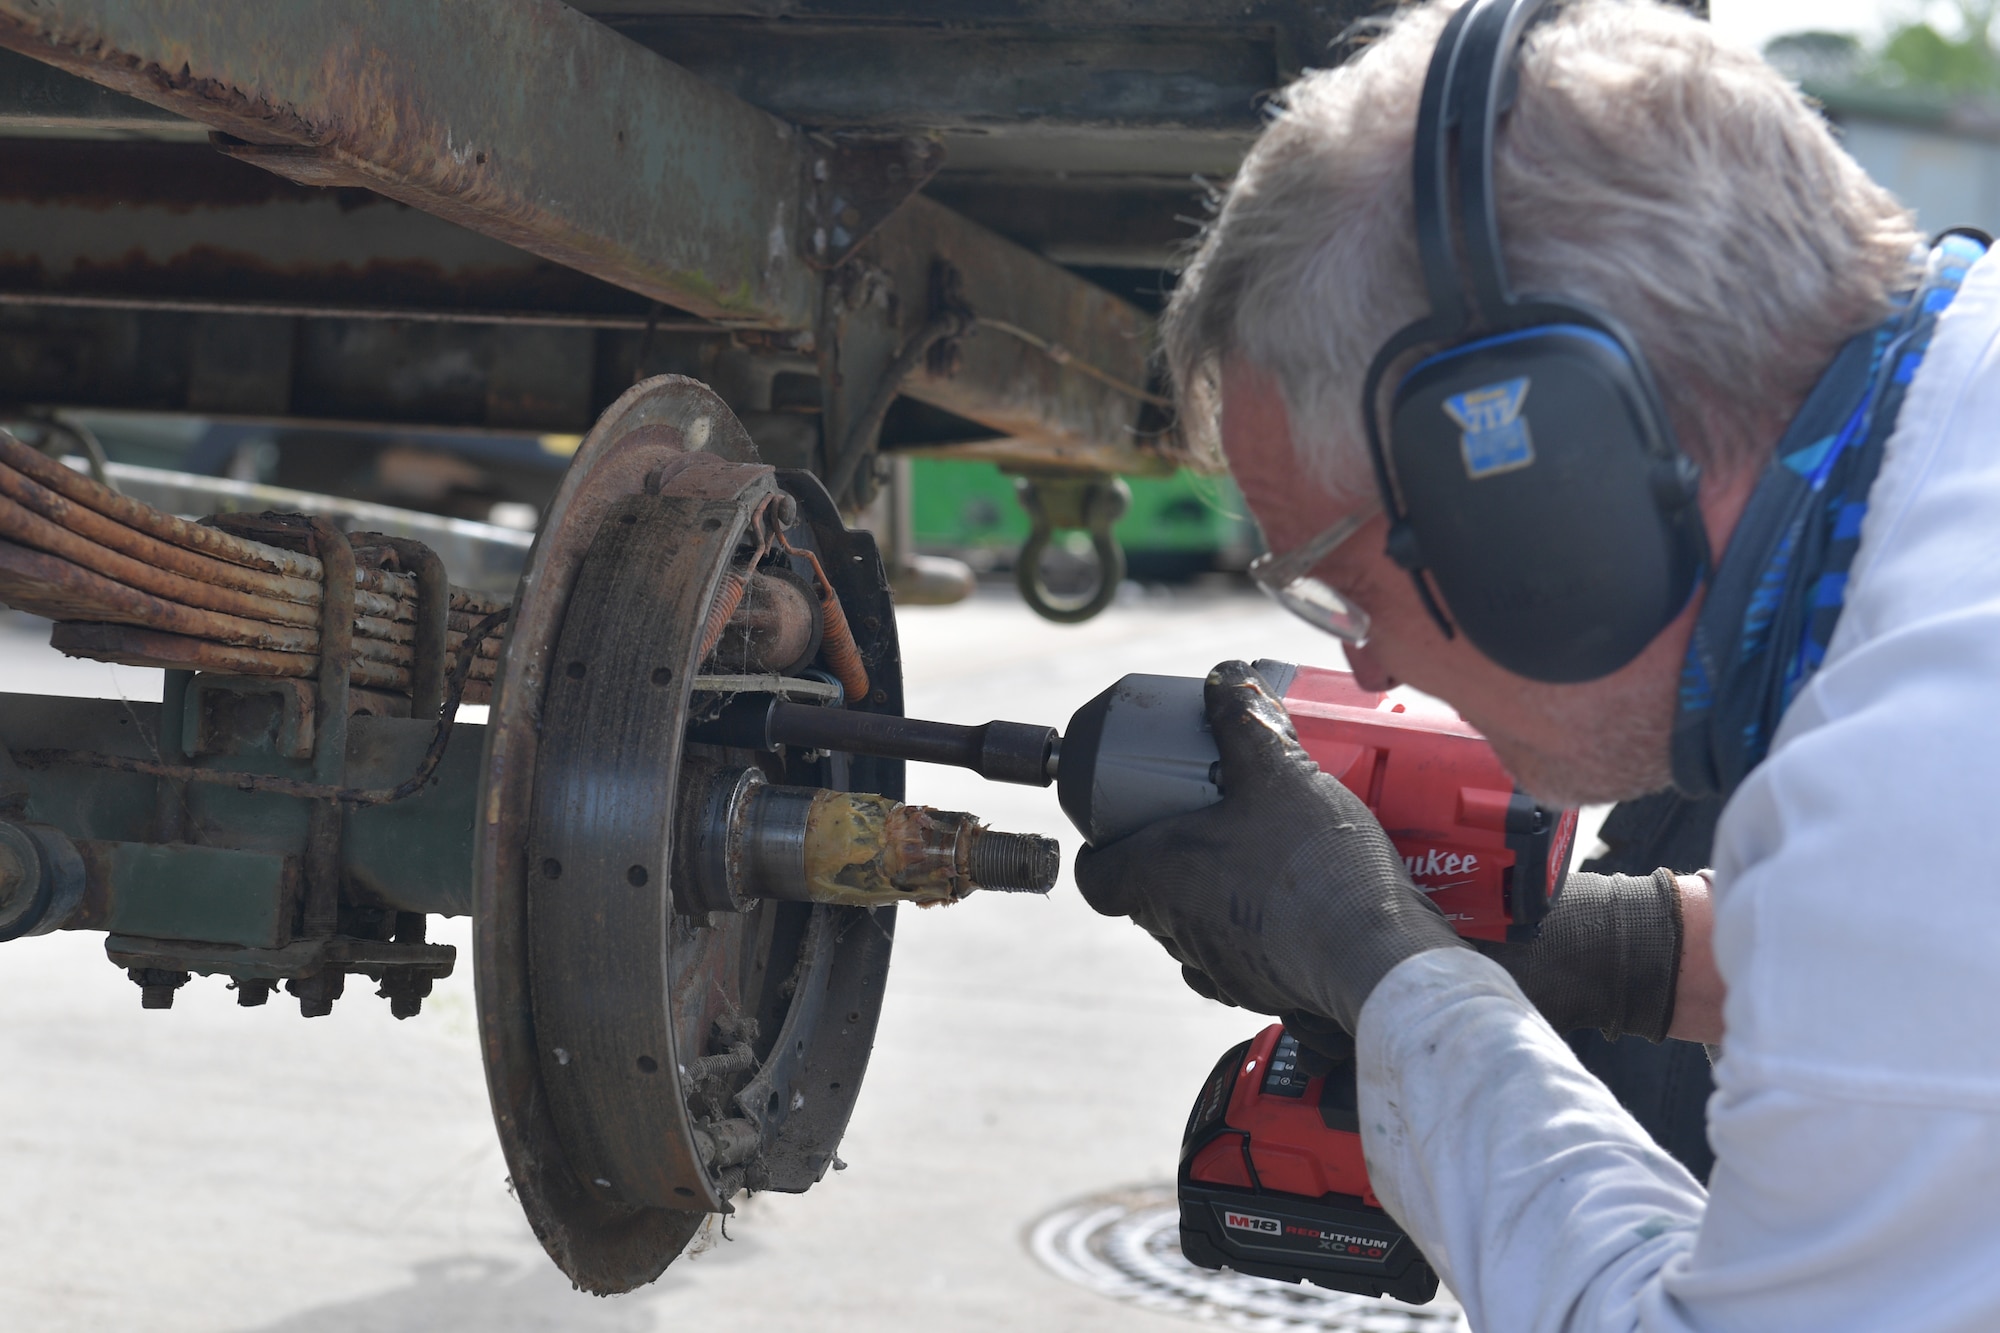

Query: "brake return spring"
left=776, top=531, right=870, bottom=704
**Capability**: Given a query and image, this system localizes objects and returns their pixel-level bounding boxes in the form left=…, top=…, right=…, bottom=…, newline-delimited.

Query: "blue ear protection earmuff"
left=1361, top=0, right=1709, bottom=684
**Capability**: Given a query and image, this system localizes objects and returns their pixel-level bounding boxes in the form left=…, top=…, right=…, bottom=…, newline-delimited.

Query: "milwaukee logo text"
left=1404, top=849, right=1478, bottom=880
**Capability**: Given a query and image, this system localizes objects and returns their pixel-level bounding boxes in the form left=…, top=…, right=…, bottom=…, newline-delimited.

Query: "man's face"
left=1221, top=361, right=1742, bottom=806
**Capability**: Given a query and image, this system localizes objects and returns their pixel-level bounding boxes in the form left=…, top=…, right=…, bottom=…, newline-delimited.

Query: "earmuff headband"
left=1449, top=0, right=1555, bottom=326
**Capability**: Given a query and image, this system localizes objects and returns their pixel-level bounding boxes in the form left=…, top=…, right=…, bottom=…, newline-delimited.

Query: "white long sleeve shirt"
left=1355, top=244, right=2000, bottom=1331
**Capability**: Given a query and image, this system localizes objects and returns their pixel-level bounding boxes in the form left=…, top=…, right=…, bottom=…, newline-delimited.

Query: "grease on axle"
left=682, top=766, right=1058, bottom=910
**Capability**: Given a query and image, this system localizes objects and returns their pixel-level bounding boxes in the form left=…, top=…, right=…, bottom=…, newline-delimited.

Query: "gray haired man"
left=1077, top=1, right=2000, bottom=1327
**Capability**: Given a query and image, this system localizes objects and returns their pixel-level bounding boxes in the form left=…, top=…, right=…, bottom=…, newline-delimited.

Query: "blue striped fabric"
left=1670, top=235, right=1986, bottom=799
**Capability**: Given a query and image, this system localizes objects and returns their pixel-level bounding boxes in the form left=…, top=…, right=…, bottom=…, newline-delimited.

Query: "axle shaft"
left=683, top=767, right=1059, bottom=910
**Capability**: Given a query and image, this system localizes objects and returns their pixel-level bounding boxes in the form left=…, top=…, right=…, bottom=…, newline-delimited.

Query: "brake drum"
left=473, top=376, right=904, bottom=1294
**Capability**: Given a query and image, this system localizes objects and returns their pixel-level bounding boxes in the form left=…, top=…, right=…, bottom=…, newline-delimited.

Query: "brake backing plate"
left=473, top=376, right=903, bottom=1294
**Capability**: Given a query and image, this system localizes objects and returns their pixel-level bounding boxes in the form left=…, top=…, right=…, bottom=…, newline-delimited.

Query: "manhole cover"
left=1028, top=1185, right=1467, bottom=1332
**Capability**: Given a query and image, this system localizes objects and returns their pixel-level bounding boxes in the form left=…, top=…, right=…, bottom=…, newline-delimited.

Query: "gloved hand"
left=1073, top=660, right=1466, bottom=1033
left=1474, top=869, right=1685, bottom=1042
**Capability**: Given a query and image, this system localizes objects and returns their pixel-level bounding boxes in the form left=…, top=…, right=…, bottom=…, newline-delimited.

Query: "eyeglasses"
left=1246, top=507, right=1379, bottom=644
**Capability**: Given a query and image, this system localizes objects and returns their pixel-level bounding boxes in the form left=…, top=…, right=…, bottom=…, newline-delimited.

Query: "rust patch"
left=66, top=838, right=116, bottom=932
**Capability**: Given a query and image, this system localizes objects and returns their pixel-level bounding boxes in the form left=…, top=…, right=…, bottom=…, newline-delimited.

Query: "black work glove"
left=1475, top=869, right=1685, bottom=1043
left=1174, top=958, right=1357, bottom=1060
left=1073, top=660, right=1466, bottom=1034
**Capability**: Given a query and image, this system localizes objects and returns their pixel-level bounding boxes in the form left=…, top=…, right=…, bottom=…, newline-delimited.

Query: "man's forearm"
left=1668, top=871, right=1724, bottom=1044
left=1357, top=950, right=1708, bottom=1330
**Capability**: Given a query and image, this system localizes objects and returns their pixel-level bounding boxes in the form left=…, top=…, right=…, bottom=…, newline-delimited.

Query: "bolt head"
left=128, top=967, right=190, bottom=1010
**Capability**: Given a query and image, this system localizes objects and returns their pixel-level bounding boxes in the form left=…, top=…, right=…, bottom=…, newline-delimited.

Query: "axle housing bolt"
left=377, top=971, right=435, bottom=1021
left=287, top=971, right=345, bottom=1019
left=127, top=967, right=190, bottom=1010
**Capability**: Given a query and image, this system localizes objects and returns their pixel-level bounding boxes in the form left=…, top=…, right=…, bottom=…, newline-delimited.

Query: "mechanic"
left=1075, top=1, right=2000, bottom=1328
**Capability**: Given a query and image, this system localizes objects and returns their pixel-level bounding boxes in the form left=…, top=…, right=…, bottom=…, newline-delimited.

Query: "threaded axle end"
left=967, top=830, right=1060, bottom=894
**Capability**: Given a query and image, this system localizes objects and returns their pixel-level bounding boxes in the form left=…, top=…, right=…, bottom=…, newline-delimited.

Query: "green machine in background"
left=909, top=460, right=1258, bottom=622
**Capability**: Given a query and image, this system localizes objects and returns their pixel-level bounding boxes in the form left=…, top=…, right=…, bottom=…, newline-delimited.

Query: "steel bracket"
left=103, top=933, right=455, bottom=983
left=802, top=134, right=944, bottom=271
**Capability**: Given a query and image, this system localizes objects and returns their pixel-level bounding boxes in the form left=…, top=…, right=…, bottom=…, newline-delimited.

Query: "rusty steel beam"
left=576, top=0, right=1698, bottom=22
left=869, top=196, right=1173, bottom=471
left=0, top=140, right=659, bottom=324
left=0, top=0, right=1175, bottom=473
left=574, top=1, right=1333, bottom=19
left=924, top=176, right=1209, bottom=270
left=599, top=18, right=1284, bottom=133
left=0, top=0, right=819, bottom=329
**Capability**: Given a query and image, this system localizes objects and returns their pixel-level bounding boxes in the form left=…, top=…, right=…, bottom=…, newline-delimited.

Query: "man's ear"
left=1694, top=456, right=1761, bottom=568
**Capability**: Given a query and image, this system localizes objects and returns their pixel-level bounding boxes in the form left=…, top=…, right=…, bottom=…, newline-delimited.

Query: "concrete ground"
left=0, top=584, right=1523, bottom=1332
